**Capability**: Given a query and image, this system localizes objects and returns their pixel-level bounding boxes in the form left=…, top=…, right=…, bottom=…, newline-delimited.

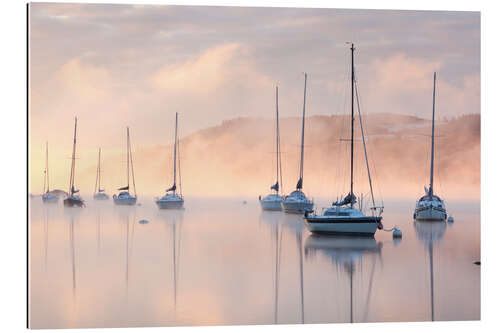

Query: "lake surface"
left=28, top=197, right=480, bottom=328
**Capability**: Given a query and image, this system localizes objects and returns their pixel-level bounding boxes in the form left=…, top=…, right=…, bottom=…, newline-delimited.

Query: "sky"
left=28, top=3, right=480, bottom=195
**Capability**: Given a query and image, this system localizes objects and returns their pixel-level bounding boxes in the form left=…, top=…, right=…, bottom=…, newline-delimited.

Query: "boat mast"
left=98, top=148, right=101, bottom=192
left=94, top=149, right=99, bottom=195
left=129, top=129, right=137, bottom=197
left=275, top=86, right=280, bottom=193
left=173, top=112, right=178, bottom=195
left=297, top=73, right=307, bottom=190
left=350, top=43, right=355, bottom=208
left=45, top=141, right=49, bottom=193
left=126, top=127, right=130, bottom=191
left=68, top=117, right=77, bottom=195
left=429, top=72, right=437, bottom=197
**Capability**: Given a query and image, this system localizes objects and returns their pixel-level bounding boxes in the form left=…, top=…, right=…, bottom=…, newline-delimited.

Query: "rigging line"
left=46, top=142, right=50, bottom=192
left=173, top=113, right=178, bottom=194
left=126, top=127, right=130, bottom=189
left=94, top=149, right=99, bottom=195
left=177, top=128, right=183, bottom=198
left=299, top=73, right=308, bottom=185
left=355, top=75, right=384, bottom=206
left=43, top=143, right=47, bottom=194
left=355, top=80, right=376, bottom=211
left=128, top=129, right=137, bottom=197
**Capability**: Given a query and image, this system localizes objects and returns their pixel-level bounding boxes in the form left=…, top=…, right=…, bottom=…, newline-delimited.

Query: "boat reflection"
left=69, top=215, right=77, bottom=302
left=260, top=212, right=305, bottom=324
left=413, top=221, right=447, bottom=321
left=260, top=211, right=283, bottom=324
left=158, top=210, right=184, bottom=316
left=305, top=235, right=382, bottom=323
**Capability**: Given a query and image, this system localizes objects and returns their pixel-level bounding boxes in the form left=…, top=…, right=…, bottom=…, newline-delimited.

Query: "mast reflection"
left=413, top=221, right=446, bottom=321
left=305, top=235, right=381, bottom=323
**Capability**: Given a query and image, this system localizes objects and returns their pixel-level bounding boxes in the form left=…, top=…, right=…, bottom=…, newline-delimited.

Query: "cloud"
left=150, top=42, right=272, bottom=96
left=360, top=53, right=480, bottom=117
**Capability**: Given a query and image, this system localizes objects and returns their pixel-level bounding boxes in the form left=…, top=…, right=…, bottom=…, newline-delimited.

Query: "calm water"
left=28, top=197, right=480, bottom=328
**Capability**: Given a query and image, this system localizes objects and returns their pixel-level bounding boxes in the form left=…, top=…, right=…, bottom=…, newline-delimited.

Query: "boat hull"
left=93, top=193, right=109, bottom=200
left=304, top=216, right=381, bottom=236
left=42, top=195, right=59, bottom=203
left=63, top=197, right=84, bottom=207
left=260, top=199, right=283, bottom=211
left=282, top=201, right=313, bottom=214
left=156, top=199, right=184, bottom=209
left=113, top=197, right=137, bottom=206
left=414, top=207, right=446, bottom=221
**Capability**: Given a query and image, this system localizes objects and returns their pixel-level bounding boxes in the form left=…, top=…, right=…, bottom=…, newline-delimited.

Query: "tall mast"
left=45, top=141, right=49, bottom=193
left=94, top=149, right=99, bottom=195
left=68, top=117, right=77, bottom=195
left=126, top=127, right=130, bottom=189
left=173, top=112, right=178, bottom=194
left=297, top=73, right=307, bottom=190
left=429, top=72, right=437, bottom=197
left=98, top=148, right=101, bottom=191
left=129, top=129, right=137, bottom=197
left=275, top=86, right=280, bottom=192
left=350, top=43, right=355, bottom=207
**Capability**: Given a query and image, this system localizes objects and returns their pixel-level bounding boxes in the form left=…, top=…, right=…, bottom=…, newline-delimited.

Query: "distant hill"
left=130, top=113, right=479, bottom=199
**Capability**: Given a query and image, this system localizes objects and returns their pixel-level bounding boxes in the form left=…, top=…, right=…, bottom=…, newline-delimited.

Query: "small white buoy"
left=448, top=216, right=454, bottom=223
left=392, top=228, right=402, bottom=239
left=138, top=219, right=149, bottom=224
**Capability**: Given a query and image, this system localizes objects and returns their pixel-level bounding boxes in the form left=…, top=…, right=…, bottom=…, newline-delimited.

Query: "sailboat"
left=113, top=127, right=137, bottom=205
left=282, top=73, right=314, bottom=214
left=304, top=44, right=382, bottom=236
left=156, top=112, right=184, bottom=209
left=93, top=148, right=109, bottom=200
left=63, top=117, right=84, bottom=207
left=260, top=86, right=284, bottom=211
left=413, top=73, right=447, bottom=221
left=41, top=141, right=59, bottom=203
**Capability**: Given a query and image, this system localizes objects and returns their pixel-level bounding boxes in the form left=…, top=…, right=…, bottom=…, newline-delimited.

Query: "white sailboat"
left=260, top=86, right=284, bottom=211
left=93, top=148, right=109, bottom=200
left=63, top=117, right=85, bottom=207
left=414, top=73, right=447, bottom=221
left=156, top=112, right=184, bottom=209
left=304, top=44, right=382, bottom=236
left=113, top=127, right=137, bottom=205
left=41, top=141, right=59, bottom=203
left=282, top=73, right=314, bottom=214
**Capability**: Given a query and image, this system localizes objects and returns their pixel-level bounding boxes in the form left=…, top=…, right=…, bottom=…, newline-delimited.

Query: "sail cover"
left=333, top=193, right=357, bottom=206
left=118, top=185, right=129, bottom=191
left=71, top=186, right=79, bottom=194
left=296, top=178, right=303, bottom=190
left=270, top=181, right=279, bottom=192
left=166, top=184, right=177, bottom=192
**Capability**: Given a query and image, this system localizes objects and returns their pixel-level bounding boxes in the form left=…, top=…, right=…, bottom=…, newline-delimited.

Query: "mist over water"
left=30, top=113, right=480, bottom=200
left=29, top=197, right=480, bottom=328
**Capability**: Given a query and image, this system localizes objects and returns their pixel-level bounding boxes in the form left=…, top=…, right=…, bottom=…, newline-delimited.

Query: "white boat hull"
left=156, top=199, right=184, bottom=209
left=414, top=207, right=446, bottom=221
left=113, top=196, right=137, bottom=206
left=305, top=220, right=379, bottom=236
left=42, top=194, right=59, bottom=203
left=282, top=201, right=313, bottom=214
left=93, top=193, right=109, bottom=200
left=260, top=199, right=282, bottom=211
